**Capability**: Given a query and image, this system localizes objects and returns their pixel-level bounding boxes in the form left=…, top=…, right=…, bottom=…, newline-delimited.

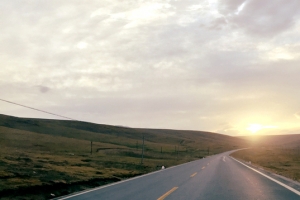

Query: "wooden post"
left=141, top=135, right=145, bottom=164
left=91, top=141, right=93, bottom=155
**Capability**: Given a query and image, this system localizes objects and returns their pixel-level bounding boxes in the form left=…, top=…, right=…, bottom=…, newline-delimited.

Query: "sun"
left=246, top=124, right=263, bottom=134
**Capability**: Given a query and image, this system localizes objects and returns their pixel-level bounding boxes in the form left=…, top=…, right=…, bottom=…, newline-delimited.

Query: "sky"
left=1, top=0, right=300, bottom=136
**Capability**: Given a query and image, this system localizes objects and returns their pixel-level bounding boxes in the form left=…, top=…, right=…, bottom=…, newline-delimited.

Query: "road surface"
left=56, top=150, right=300, bottom=200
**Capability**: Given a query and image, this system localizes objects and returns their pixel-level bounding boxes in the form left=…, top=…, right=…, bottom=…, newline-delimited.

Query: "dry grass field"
left=0, top=114, right=247, bottom=199
left=231, top=147, right=300, bottom=182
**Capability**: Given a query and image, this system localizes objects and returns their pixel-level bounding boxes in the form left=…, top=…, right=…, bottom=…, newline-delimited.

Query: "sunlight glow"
left=247, top=124, right=262, bottom=133
left=246, top=124, right=278, bottom=134
left=268, top=47, right=295, bottom=61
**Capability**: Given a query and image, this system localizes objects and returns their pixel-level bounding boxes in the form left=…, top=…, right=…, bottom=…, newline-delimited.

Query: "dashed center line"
left=190, top=172, right=197, bottom=177
left=157, top=187, right=178, bottom=200
left=202, top=166, right=205, bottom=169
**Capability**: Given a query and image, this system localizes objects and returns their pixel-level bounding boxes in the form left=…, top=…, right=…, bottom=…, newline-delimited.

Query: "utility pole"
left=141, top=135, right=145, bottom=164
left=91, top=140, right=93, bottom=155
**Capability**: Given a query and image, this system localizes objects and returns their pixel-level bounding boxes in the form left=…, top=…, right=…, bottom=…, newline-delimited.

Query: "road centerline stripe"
left=202, top=166, right=205, bottom=169
left=230, top=156, right=300, bottom=196
left=157, top=187, right=178, bottom=200
left=190, top=172, right=197, bottom=177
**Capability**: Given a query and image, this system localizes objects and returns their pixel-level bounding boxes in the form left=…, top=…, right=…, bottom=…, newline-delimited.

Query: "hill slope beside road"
left=231, top=147, right=300, bottom=183
left=0, top=114, right=248, bottom=199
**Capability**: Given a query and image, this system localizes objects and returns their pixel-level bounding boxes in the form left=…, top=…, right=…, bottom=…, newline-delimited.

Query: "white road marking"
left=223, top=156, right=226, bottom=162
left=57, top=169, right=169, bottom=199
left=230, top=156, right=300, bottom=196
left=56, top=158, right=207, bottom=199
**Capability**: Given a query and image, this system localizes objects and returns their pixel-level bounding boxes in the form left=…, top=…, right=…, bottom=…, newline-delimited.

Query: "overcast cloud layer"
left=1, top=0, right=300, bottom=136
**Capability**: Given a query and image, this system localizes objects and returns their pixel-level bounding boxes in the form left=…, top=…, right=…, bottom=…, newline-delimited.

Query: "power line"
left=0, top=98, right=77, bottom=121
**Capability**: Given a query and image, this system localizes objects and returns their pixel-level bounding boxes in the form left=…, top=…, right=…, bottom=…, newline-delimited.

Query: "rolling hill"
left=0, top=113, right=248, bottom=199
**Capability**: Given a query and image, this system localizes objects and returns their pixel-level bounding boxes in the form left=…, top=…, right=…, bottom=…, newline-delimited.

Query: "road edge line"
left=230, top=156, right=300, bottom=196
left=55, top=158, right=204, bottom=199
left=56, top=169, right=164, bottom=200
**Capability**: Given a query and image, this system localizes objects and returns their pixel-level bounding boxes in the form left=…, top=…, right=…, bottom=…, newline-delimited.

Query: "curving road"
left=56, top=150, right=300, bottom=200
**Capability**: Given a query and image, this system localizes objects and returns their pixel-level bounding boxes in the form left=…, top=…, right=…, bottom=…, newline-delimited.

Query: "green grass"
left=0, top=114, right=247, bottom=199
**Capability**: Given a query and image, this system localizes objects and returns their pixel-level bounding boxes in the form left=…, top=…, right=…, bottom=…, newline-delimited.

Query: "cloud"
left=295, top=112, right=300, bottom=119
left=216, top=123, right=240, bottom=136
left=0, top=0, right=300, bottom=134
left=218, top=0, right=300, bottom=37
left=38, top=86, right=50, bottom=93
left=218, top=0, right=246, bottom=15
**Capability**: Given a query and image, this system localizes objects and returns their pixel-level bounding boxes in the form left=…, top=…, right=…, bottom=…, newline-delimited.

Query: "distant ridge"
left=0, top=113, right=247, bottom=150
left=240, top=134, right=300, bottom=147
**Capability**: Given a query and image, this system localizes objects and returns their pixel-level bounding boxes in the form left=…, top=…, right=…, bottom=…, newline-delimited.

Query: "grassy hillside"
left=232, top=134, right=300, bottom=184
left=231, top=147, right=300, bottom=182
left=0, top=114, right=247, bottom=199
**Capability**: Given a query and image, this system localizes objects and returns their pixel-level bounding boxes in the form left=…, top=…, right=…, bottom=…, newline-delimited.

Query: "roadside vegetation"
left=0, top=114, right=247, bottom=199
left=231, top=146, right=300, bottom=182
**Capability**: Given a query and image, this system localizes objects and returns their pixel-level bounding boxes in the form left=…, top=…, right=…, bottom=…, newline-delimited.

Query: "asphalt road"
left=57, top=150, right=300, bottom=200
